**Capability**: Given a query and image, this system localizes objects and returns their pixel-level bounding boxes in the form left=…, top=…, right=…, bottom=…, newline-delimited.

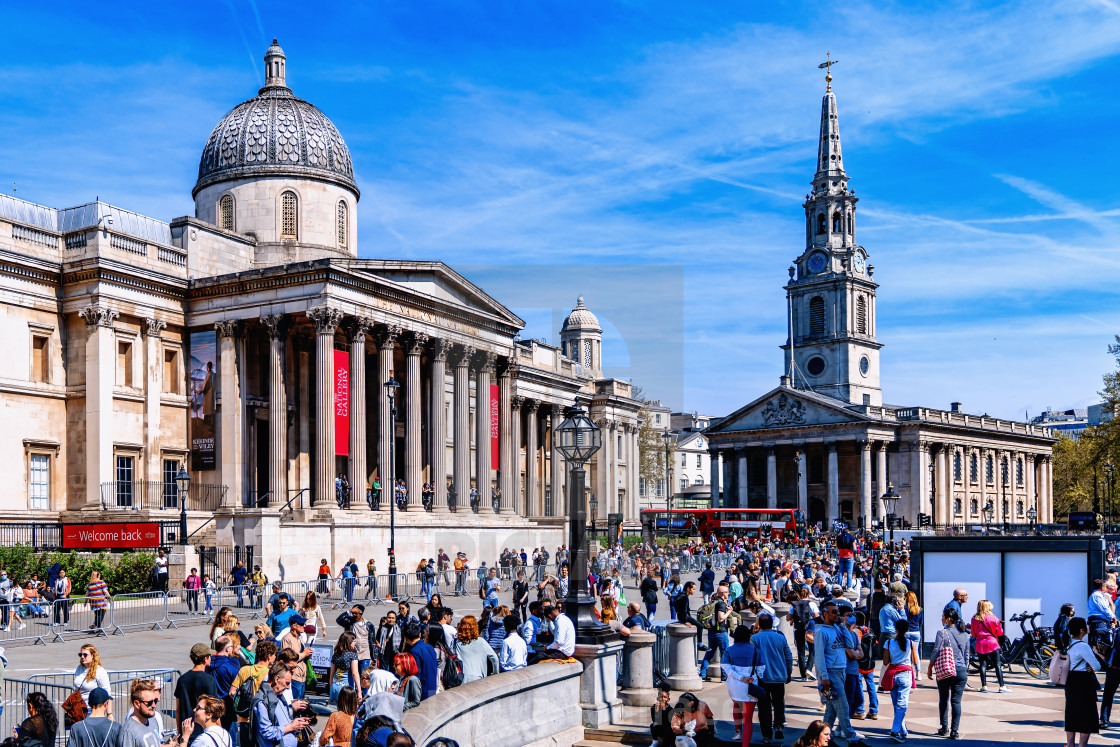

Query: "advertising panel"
left=189, top=331, right=217, bottom=470
left=335, top=350, right=349, bottom=456
left=62, top=522, right=162, bottom=549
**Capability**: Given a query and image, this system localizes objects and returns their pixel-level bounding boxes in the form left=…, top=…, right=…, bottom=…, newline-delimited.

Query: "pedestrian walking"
left=970, top=600, right=1011, bottom=693
left=883, top=620, right=919, bottom=742
left=1065, top=616, right=1100, bottom=747
left=53, top=569, right=72, bottom=625
left=927, top=607, right=969, bottom=739
left=639, top=571, right=659, bottom=619
left=724, top=624, right=765, bottom=745
left=86, top=570, right=110, bottom=632
left=752, top=612, right=793, bottom=742
left=74, top=645, right=110, bottom=705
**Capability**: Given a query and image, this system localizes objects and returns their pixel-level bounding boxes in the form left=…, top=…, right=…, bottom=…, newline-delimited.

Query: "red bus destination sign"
left=62, top=522, right=162, bottom=549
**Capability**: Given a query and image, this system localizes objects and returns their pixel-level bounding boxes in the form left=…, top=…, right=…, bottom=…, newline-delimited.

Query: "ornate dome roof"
left=561, top=296, right=601, bottom=332
left=193, top=41, right=358, bottom=198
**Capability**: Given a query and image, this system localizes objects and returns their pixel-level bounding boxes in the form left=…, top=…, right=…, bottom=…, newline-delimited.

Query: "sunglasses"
left=136, top=698, right=159, bottom=707
left=78, top=653, right=91, bottom=658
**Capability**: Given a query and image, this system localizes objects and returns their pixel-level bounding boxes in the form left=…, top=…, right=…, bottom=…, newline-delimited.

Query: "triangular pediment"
left=705, top=386, right=872, bottom=434
left=348, top=260, right=524, bottom=329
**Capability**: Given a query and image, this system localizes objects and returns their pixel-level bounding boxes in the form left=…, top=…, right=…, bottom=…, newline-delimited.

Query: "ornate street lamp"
left=385, top=376, right=400, bottom=595
left=982, top=500, right=995, bottom=531
left=662, top=429, right=675, bottom=544
left=555, top=404, right=610, bottom=642
left=881, top=482, right=900, bottom=552
left=589, top=493, right=598, bottom=536
left=175, top=463, right=191, bottom=546
left=1027, top=505, right=1038, bottom=533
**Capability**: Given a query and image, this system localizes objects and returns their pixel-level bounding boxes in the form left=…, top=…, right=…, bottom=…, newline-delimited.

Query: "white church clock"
left=852, top=253, right=866, bottom=275
left=807, top=252, right=828, bottom=273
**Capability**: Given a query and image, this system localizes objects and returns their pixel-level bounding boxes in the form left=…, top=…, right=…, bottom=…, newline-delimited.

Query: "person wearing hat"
left=279, top=615, right=313, bottom=700
left=68, top=687, right=122, bottom=747
left=175, top=643, right=222, bottom=745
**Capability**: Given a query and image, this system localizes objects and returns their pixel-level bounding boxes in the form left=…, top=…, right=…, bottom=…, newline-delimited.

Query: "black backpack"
left=441, top=644, right=464, bottom=689
left=790, top=600, right=814, bottom=631
left=233, top=672, right=262, bottom=719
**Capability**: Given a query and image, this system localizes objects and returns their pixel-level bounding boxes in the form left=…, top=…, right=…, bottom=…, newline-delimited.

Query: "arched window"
left=970, top=498, right=978, bottom=514
left=280, top=191, right=298, bottom=239
left=856, top=295, right=867, bottom=335
left=219, top=194, right=234, bottom=231
left=809, top=296, right=825, bottom=336
left=1016, top=458, right=1024, bottom=485
left=953, top=452, right=962, bottom=481
left=953, top=498, right=962, bottom=515
left=986, top=455, right=994, bottom=482
left=694, top=477, right=703, bottom=486
left=833, top=212, right=842, bottom=233
left=337, top=201, right=348, bottom=249
left=816, top=213, right=826, bottom=235
left=969, top=454, right=978, bottom=482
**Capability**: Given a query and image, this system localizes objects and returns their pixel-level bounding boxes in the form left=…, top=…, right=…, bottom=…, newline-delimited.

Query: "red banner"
left=334, top=350, right=349, bottom=456
left=490, top=383, right=499, bottom=470
left=62, top=522, right=161, bottom=549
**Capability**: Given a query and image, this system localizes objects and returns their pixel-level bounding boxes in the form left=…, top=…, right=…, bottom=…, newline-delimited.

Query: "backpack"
left=441, top=644, right=464, bottom=689
left=790, top=600, right=814, bottom=631
left=696, top=600, right=718, bottom=631
left=234, top=669, right=264, bottom=719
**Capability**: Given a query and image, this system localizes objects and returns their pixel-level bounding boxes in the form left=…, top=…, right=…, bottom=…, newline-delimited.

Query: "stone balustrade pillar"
left=619, top=629, right=657, bottom=707
left=664, top=622, right=703, bottom=691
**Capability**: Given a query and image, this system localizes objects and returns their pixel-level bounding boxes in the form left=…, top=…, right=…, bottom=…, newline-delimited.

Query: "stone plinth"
left=574, top=639, right=625, bottom=728
left=665, top=623, right=703, bottom=691
left=619, top=629, right=656, bottom=707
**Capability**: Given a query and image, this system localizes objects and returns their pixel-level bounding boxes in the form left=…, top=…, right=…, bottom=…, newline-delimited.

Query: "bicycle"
left=1001, top=611, right=1056, bottom=679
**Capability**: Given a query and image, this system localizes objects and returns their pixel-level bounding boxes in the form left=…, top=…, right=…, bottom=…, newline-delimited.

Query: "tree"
left=631, top=385, right=674, bottom=508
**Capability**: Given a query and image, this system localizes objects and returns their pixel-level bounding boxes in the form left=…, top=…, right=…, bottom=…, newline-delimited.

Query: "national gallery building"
left=705, top=77, right=1057, bottom=531
left=0, top=41, right=642, bottom=574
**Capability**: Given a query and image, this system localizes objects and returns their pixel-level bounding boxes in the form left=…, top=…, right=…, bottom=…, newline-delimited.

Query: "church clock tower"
left=783, top=61, right=882, bottom=406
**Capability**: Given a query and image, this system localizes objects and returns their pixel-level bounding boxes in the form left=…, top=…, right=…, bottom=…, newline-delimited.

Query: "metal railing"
left=98, top=481, right=225, bottom=512
left=106, top=591, right=167, bottom=634
left=0, top=522, right=63, bottom=549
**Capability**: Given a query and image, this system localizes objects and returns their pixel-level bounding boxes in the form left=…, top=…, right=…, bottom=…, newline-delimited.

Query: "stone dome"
left=561, top=296, right=601, bottom=331
left=193, top=40, right=358, bottom=198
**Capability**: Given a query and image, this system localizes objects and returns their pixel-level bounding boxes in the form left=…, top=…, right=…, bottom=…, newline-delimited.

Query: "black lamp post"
left=385, top=376, right=400, bottom=596
left=1106, top=461, right=1115, bottom=533
left=175, top=463, right=191, bottom=546
left=795, top=450, right=804, bottom=515
left=555, top=404, right=610, bottom=643
left=983, top=500, right=995, bottom=531
left=662, top=429, right=674, bottom=544
left=881, top=482, right=900, bottom=552
left=589, top=493, right=598, bottom=536
left=1027, top=505, right=1038, bottom=533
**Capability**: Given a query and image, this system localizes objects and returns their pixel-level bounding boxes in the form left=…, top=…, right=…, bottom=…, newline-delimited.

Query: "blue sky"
left=2, top=1, right=1120, bottom=419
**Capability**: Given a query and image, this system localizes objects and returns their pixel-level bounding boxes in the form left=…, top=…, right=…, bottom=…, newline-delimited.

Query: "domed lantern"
left=555, top=405, right=601, bottom=465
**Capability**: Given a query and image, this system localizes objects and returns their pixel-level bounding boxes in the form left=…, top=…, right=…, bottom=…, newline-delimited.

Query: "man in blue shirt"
left=943, top=589, right=968, bottom=632
left=402, top=624, right=438, bottom=700
left=483, top=567, right=502, bottom=609
left=815, top=601, right=866, bottom=747
left=230, top=562, right=249, bottom=608
left=753, top=613, right=793, bottom=742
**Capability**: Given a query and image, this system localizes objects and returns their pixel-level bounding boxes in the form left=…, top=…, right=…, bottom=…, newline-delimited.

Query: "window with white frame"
left=28, top=453, right=49, bottom=510
left=115, top=455, right=135, bottom=507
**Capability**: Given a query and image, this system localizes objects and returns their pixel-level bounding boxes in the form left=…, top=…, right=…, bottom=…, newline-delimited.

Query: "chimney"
left=780, top=375, right=791, bottom=388
left=950, top=402, right=962, bottom=413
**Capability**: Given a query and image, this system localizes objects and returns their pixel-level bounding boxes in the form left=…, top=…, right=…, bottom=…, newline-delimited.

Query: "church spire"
left=814, top=54, right=846, bottom=192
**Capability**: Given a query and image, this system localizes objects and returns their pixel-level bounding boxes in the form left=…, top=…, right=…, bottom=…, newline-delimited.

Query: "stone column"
left=936, top=446, right=949, bottom=525
left=767, top=449, right=777, bottom=508
left=877, top=443, right=888, bottom=519
left=497, top=362, right=515, bottom=513
left=860, top=439, right=872, bottom=528
left=665, top=623, right=703, bottom=691
left=826, top=444, right=839, bottom=524
left=343, top=319, right=371, bottom=509
left=710, top=450, right=722, bottom=507
left=550, top=404, right=565, bottom=517
left=214, top=319, right=243, bottom=509
left=525, top=400, right=539, bottom=516
left=475, top=352, right=495, bottom=503
left=510, top=396, right=524, bottom=513
left=618, top=628, right=657, bottom=707
left=796, top=448, right=807, bottom=513
left=918, top=441, right=930, bottom=521
left=978, top=447, right=989, bottom=521
left=429, top=339, right=452, bottom=510
left=142, top=319, right=166, bottom=490
left=375, top=325, right=402, bottom=501
left=1027, top=453, right=1037, bottom=519
left=1043, top=457, right=1053, bottom=523
left=405, top=332, right=428, bottom=508
left=308, top=307, right=343, bottom=507
left=80, top=306, right=118, bottom=508
left=451, top=345, right=475, bottom=506
left=261, top=314, right=291, bottom=507
left=737, top=451, right=749, bottom=508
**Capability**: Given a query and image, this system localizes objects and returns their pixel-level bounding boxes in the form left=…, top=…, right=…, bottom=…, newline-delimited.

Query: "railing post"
left=619, top=628, right=657, bottom=707
left=664, top=622, right=703, bottom=691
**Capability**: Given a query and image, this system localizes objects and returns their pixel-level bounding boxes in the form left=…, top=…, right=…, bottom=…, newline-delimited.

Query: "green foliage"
left=621, top=535, right=644, bottom=550
left=0, top=547, right=155, bottom=593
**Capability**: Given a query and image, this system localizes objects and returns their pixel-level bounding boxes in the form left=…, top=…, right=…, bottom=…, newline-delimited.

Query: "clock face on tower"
left=852, top=253, right=866, bottom=275
left=807, top=252, right=828, bottom=274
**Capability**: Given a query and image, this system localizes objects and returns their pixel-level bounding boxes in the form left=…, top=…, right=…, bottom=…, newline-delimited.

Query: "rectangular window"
left=163, top=349, right=180, bottom=394
left=115, top=455, right=135, bottom=507
left=639, top=477, right=646, bottom=496
left=681, top=453, right=687, bottom=468
left=162, top=459, right=180, bottom=508
left=31, top=336, right=48, bottom=383
left=28, top=453, right=49, bottom=510
left=655, top=414, right=661, bottom=425
left=696, top=454, right=702, bottom=468
left=117, top=340, right=134, bottom=387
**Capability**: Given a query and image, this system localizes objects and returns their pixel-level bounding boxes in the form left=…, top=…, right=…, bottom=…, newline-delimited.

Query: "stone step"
left=581, top=725, right=652, bottom=745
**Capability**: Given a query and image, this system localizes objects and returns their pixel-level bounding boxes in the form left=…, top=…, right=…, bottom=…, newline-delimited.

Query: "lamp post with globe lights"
left=175, top=463, right=191, bottom=545
left=555, top=404, right=612, bottom=642
left=385, top=376, right=400, bottom=595
left=881, top=482, right=900, bottom=553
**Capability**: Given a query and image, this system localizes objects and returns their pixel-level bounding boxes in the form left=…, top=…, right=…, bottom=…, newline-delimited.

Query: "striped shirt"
left=86, top=580, right=110, bottom=609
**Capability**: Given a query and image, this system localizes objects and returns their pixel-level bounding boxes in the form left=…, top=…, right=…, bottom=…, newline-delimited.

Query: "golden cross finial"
left=818, top=51, right=838, bottom=91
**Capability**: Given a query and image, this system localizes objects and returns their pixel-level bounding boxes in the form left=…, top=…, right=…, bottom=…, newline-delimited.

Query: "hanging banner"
left=334, top=350, right=349, bottom=456
left=189, top=331, right=217, bottom=470
left=490, top=384, right=500, bottom=470
left=63, top=522, right=162, bottom=549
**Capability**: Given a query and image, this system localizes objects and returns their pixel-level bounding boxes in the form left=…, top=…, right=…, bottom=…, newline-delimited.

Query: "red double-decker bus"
left=641, top=507, right=807, bottom=541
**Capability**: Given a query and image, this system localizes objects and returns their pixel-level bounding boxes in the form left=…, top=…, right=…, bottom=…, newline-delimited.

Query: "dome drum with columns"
left=0, top=41, right=646, bottom=580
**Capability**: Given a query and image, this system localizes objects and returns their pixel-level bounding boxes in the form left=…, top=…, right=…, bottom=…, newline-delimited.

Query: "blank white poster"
left=1004, top=552, right=1088, bottom=642
left=920, top=551, right=1002, bottom=644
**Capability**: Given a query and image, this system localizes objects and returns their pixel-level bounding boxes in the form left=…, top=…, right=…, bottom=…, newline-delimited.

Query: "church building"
left=0, top=41, right=643, bottom=575
left=705, top=73, right=1056, bottom=530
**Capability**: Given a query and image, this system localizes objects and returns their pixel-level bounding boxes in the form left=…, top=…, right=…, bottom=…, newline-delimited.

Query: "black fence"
left=0, top=521, right=179, bottom=550
left=197, top=545, right=256, bottom=582
left=99, top=481, right=226, bottom=512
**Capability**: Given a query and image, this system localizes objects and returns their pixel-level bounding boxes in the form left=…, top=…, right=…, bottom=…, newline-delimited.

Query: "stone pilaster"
left=766, top=449, right=777, bottom=509
left=550, top=403, right=565, bottom=516
left=376, top=324, right=402, bottom=499
left=405, top=332, right=429, bottom=508
left=451, top=344, right=476, bottom=507
left=142, top=318, right=166, bottom=491
left=80, top=306, right=119, bottom=509
left=737, top=451, right=749, bottom=508
left=510, top=395, right=524, bottom=514
left=474, top=351, right=496, bottom=502
left=525, top=400, right=539, bottom=516
left=261, top=313, right=291, bottom=507
left=308, top=307, right=343, bottom=507
left=343, top=317, right=373, bottom=509
left=827, top=444, right=839, bottom=524
left=214, top=319, right=243, bottom=510
left=429, top=339, right=453, bottom=510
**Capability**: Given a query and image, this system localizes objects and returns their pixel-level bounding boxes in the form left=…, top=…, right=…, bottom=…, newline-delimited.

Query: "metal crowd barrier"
left=165, top=588, right=210, bottom=627
left=108, top=591, right=168, bottom=634
left=48, top=597, right=109, bottom=642
left=0, top=600, right=53, bottom=645
left=2, top=676, right=74, bottom=746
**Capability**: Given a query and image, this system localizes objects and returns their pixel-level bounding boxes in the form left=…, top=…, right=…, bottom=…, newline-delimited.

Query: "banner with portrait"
left=189, top=331, right=217, bottom=470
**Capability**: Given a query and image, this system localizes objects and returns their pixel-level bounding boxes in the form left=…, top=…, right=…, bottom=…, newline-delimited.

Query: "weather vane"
left=818, top=51, right=838, bottom=91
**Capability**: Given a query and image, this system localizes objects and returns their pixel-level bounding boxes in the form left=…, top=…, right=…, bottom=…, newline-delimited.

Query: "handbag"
left=933, top=630, right=960, bottom=680
left=1049, top=647, right=1070, bottom=686
left=62, top=689, right=87, bottom=727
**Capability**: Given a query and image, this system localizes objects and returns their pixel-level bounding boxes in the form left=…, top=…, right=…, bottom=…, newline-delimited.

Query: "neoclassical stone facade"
left=706, top=78, right=1056, bottom=529
left=0, top=41, right=642, bottom=574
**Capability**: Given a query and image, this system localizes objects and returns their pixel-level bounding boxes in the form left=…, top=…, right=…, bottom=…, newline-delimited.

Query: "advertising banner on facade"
left=62, top=522, right=162, bottom=549
left=189, top=331, right=217, bottom=470
left=335, top=350, right=349, bottom=456
left=490, top=383, right=499, bottom=470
